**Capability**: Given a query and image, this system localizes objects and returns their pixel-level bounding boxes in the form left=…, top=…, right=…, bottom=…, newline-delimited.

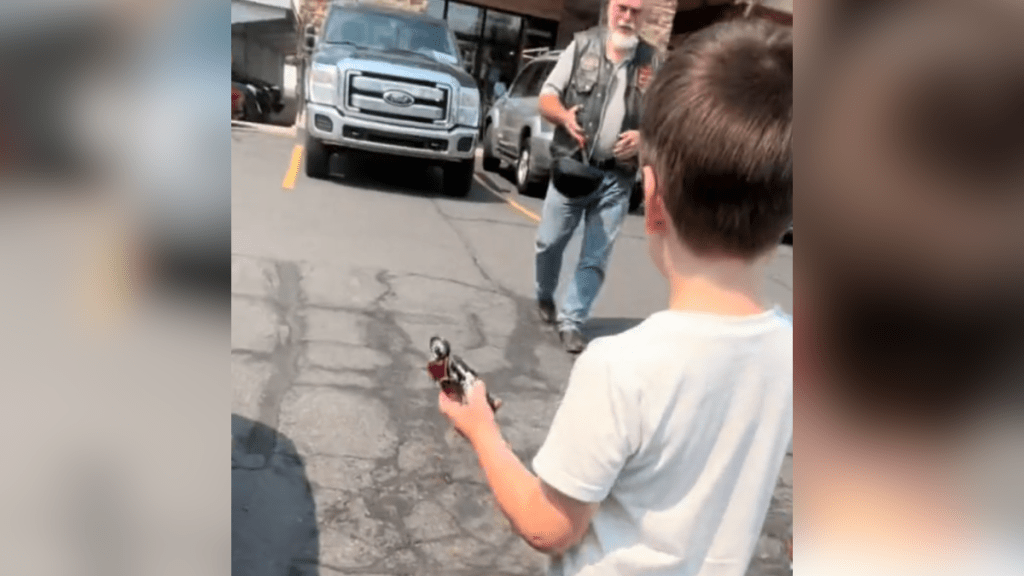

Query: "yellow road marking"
left=505, top=197, right=542, bottom=223
left=281, top=144, right=304, bottom=190
left=475, top=175, right=542, bottom=223
left=279, top=146, right=541, bottom=222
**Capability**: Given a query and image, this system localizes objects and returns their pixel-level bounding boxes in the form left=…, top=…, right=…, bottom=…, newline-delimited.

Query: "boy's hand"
left=614, top=130, right=640, bottom=161
left=438, top=380, right=501, bottom=442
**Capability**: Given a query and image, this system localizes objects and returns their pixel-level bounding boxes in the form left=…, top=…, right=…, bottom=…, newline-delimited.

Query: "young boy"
left=439, top=17, right=793, bottom=576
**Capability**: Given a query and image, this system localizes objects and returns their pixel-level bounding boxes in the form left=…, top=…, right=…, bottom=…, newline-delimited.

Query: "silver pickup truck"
left=303, top=2, right=482, bottom=197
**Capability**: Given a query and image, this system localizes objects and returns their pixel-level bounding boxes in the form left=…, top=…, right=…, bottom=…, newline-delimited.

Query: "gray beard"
left=611, top=30, right=639, bottom=52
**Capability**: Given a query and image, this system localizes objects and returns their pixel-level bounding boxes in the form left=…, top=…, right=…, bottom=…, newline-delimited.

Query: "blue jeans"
left=535, top=169, right=632, bottom=331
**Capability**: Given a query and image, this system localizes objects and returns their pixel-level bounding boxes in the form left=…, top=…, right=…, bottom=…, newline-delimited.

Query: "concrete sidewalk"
left=232, top=254, right=793, bottom=576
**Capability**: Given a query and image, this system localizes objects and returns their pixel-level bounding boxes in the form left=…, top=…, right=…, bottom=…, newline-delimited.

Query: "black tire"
left=442, top=159, right=475, bottom=198
left=482, top=123, right=500, bottom=173
left=515, top=139, right=546, bottom=197
left=243, top=97, right=259, bottom=122
left=305, top=134, right=330, bottom=180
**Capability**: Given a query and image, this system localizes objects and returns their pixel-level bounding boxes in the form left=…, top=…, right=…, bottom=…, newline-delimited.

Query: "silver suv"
left=481, top=53, right=559, bottom=197
left=304, top=2, right=482, bottom=197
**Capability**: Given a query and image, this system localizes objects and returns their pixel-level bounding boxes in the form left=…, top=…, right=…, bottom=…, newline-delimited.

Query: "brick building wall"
left=640, top=0, right=677, bottom=51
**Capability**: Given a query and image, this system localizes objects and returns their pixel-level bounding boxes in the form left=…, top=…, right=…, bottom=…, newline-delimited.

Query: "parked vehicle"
left=232, top=71, right=285, bottom=123
left=482, top=51, right=644, bottom=212
left=481, top=53, right=558, bottom=197
left=303, top=2, right=482, bottom=197
left=231, top=83, right=246, bottom=120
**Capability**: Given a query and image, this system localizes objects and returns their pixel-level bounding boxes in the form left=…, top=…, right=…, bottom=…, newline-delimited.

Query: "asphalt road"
left=231, top=126, right=793, bottom=576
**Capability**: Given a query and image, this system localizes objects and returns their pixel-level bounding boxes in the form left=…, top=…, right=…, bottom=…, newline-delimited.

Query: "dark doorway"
left=670, top=4, right=735, bottom=41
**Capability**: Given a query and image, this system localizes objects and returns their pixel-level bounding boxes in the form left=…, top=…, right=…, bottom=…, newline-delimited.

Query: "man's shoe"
left=559, top=328, right=587, bottom=354
left=538, top=300, right=557, bottom=324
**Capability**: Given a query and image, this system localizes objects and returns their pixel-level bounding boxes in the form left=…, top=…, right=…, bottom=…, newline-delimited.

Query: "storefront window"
left=447, top=2, right=484, bottom=37
left=478, top=9, right=521, bottom=97
left=483, top=10, right=521, bottom=45
left=522, top=17, right=558, bottom=53
left=421, top=0, right=557, bottom=95
left=425, top=0, right=445, bottom=20
left=447, top=2, right=484, bottom=75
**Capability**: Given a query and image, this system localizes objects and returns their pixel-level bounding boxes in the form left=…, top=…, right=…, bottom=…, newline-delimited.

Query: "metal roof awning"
left=232, top=0, right=292, bottom=24
left=232, top=9, right=298, bottom=55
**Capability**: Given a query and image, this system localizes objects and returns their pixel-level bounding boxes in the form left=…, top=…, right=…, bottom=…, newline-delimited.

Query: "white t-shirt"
left=532, top=308, right=793, bottom=576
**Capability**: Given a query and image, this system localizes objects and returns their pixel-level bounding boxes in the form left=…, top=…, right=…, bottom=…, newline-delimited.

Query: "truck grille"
left=346, top=72, right=450, bottom=125
left=342, top=126, right=448, bottom=151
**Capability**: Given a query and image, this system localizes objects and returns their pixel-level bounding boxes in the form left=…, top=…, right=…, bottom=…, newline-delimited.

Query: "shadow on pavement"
left=326, top=149, right=503, bottom=204
left=584, top=317, right=645, bottom=340
left=232, top=414, right=319, bottom=576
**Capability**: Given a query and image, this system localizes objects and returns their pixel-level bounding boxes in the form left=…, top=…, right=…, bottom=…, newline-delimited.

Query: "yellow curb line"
left=279, top=148, right=540, bottom=223
left=506, top=197, right=542, bottom=223
left=282, top=145, right=303, bottom=190
left=475, top=175, right=541, bottom=223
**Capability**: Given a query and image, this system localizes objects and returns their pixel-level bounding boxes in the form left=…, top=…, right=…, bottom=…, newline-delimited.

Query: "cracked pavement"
left=232, top=129, right=793, bottom=575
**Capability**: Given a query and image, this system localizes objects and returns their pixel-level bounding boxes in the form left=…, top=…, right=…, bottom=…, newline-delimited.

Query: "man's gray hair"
left=599, top=0, right=645, bottom=28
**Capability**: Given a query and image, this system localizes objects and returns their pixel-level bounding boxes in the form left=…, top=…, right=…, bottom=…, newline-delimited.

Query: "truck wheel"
left=305, top=135, right=330, bottom=180
left=482, top=123, right=500, bottom=172
left=443, top=159, right=475, bottom=198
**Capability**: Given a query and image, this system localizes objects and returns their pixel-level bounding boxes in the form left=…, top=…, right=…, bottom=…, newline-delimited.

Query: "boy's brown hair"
left=640, top=18, right=792, bottom=259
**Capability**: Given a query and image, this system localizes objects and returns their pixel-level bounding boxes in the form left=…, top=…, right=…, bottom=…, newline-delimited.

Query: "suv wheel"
left=482, top=123, right=500, bottom=172
left=516, top=141, right=544, bottom=197
left=305, top=134, right=330, bottom=180
left=442, top=159, right=475, bottom=198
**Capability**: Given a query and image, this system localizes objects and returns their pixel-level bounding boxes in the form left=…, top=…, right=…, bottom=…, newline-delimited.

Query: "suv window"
left=525, top=61, right=555, bottom=96
left=509, top=63, right=540, bottom=98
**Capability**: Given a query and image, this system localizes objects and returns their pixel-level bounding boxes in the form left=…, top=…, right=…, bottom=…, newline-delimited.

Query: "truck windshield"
left=324, top=10, right=458, bottom=60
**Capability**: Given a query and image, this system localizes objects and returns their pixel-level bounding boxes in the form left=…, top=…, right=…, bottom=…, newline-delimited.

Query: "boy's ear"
left=642, top=165, right=669, bottom=236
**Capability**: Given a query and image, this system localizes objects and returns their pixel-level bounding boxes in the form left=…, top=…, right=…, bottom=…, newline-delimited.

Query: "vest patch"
left=638, top=64, right=653, bottom=92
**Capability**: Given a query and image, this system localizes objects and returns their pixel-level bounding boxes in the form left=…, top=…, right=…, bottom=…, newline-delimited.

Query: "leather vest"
left=549, top=26, right=659, bottom=174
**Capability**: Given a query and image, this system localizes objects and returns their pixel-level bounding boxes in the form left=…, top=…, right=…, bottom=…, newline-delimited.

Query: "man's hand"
left=637, top=65, right=653, bottom=92
left=439, top=379, right=500, bottom=442
left=562, top=105, right=587, bottom=150
left=613, top=130, right=640, bottom=161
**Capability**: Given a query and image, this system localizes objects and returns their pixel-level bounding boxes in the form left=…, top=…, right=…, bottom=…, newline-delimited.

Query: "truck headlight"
left=308, top=63, right=338, bottom=106
left=455, top=88, right=480, bottom=127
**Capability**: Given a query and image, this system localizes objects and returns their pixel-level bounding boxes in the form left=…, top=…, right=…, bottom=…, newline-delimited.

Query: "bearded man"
left=535, top=0, right=661, bottom=353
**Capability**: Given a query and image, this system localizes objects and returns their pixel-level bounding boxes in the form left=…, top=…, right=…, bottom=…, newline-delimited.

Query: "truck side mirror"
left=493, top=82, right=507, bottom=98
